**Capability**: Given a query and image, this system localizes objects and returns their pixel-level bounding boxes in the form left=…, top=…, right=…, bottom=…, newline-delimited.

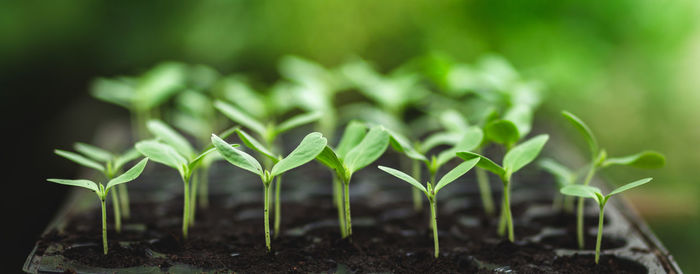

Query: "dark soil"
left=33, top=194, right=647, bottom=273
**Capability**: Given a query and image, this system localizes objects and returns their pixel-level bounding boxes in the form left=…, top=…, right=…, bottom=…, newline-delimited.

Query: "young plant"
left=55, top=144, right=142, bottom=232
left=47, top=158, right=148, bottom=254
left=378, top=158, right=480, bottom=258
left=562, top=111, right=665, bottom=249
left=212, top=132, right=327, bottom=251
left=539, top=158, right=576, bottom=212
left=215, top=100, right=321, bottom=238
left=560, top=178, right=653, bottom=264
left=315, top=125, right=390, bottom=239
left=457, top=134, right=549, bottom=242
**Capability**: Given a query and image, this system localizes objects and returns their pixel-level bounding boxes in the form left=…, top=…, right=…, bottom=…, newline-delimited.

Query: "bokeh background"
left=2, top=0, right=699, bottom=271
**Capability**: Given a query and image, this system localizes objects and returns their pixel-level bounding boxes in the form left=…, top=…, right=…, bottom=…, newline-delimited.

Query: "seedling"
left=539, top=158, right=576, bottom=212
left=47, top=158, right=148, bottom=254
left=215, top=100, right=321, bottom=238
left=315, top=124, right=390, bottom=239
left=136, top=121, right=221, bottom=238
left=55, top=144, right=142, bottom=232
left=562, top=111, right=665, bottom=249
left=378, top=158, right=480, bottom=258
left=457, top=134, right=549, bottom=241
left=560, top=178, right=653, bottom=264
left=212, top=132, right=327, bottom=251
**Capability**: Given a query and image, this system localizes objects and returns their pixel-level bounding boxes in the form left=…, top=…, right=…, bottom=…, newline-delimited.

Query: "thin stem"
left=274, top=176, right=282, bottom=239
left=498, top=193, right=507, bottom=236
left=182, top=176, right=190, bottom=239
left=264, top=183, right=272, bottom=251
left=117, top=184, right=130, bottom=219
left=412, top=160, right=423, bottom=211
left=503, top=181, right=514, bottom=242
left=429, top=198, right=439, bottom=258
left=333, top=176, right=346, bottom=237
left=199, top=164, right=210, bottom=208
left=476, top=167, right=495, bottom=216
left=344, top=180, right=353, bottom=239
left=189, top=171, right=199, bottom=227
left=577, top=164, right=597, bottom=249
left=110, top=190, right=122, bottom=233
left=101, top=199, right=108, bottom=255
left=595, top=205, right=605, bottom=264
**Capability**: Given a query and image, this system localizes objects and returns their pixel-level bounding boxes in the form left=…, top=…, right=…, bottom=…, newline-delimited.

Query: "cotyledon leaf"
left=378, top=166, right=427, bottom=193
left=211, top=134, right=263, bottom=176
left=271, top=132, right=327, bottom=177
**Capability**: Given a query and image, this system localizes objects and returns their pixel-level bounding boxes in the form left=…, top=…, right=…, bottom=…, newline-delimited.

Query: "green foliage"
left=562, top=111, right=598, bottom=159
left=503, top=134, right=549, bottom=175
left=344, top=127, right=390, bottom=174
left=602, top=151, right=666, bottom=169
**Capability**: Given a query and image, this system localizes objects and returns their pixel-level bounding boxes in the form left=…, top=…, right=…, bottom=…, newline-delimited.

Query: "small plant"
left=560, top=178, right=653, bottom=264
left=539, top=158, right=576, bottom=212
left=212, top=132, right=327, bottom=251
left=47, top=158, right=148, bottom=254
left=378, top=158, right=480, bottom=258
left=457, top=134, right=549, bottom=241
left=55, top=144, right=142, bottom=232
left=315, top=125, right=390, bottom=239
left=562, top=111, right=665, bottom=249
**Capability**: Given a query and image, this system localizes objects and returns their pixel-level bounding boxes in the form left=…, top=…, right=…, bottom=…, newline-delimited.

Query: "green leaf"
left=456, top=151, right=505, bottom=177
left=562, top=111, right=598, bottom=159
left=188, top=147, right=220, bottom=171
left=420, top=132, right=462, bottom=153
left=55, top=149, right=105, bottom=172
left=90, top=78, right=134, bottom=109
left=539, top=158, right=575, bottom=188
left=335, top=121, right=367, bottom=158
left=503, top=134, right=549, bottom=174
left=344, top=127, right=390, bottom=173
left=560, top=185, right=601, bottom=202
left=504, top=105, right=533, bottom=137
left=211, top=134, right=263, bottom=176
left=602, top=151, right=665, bottom=169
left=146, top=120, right=195, bottom=159
left=609, top=178, right=653, bottom=196
left=439, top=109, right=469, bottom=133
left=387, top=129, right=427, bottom=161
left=74, top=143, right=113, bottom=163
left=47, top=179, right=100, bottom=193
left=316, top=146, right=346, bottom=177
left=135, top=62, right=185, bottom=110
left=435, top=127, right=484, bottom=167
left=485, top=120, right=519, bottom=147
left=378, top=166, right=426, bottom=193
left=435, top=158, right=479, bottom=193
left=135, top=140, right=188, bottom=177
left=275, top=111, right=322, bottom=135
left=106, top=158, right=148, bottom=190
left=271, top=132, right=328, bottom=177
left=215, top=100, right=267, bottom=138
left=114, top=148, right=142, bottom=170
left=236, top=128, right=278, bottom=162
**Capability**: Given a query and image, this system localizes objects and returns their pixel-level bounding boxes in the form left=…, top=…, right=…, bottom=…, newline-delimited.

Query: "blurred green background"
left=2, top=0, right=698, bottom=271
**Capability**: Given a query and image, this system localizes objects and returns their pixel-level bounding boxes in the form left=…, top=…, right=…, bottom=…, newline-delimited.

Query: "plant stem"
left=117, top=184, right=130, bottom=219
left=595, top=205, right=605, bottom=264
left=476, top=167, right=495, bottom=216
left=110, top=190, right=122, bottom=233
left=333, top=176, right=346, bottom=237
left=100, top=199, right=108, bottom=255
left=199, top=164, right=209, bottom=208
left=503, top=181, right=514, bottom=242
left=274, top=176, right=282, bottom=239
left=264, top=183, right=272, bottom=251
left=344, top=180, right=353, bottom=239
left=189, top=171, right=199, bottom=227
left=182, top=176, right=190, bottom=239
left=412, top=159, right=423, bottom=211
left=577, top=164, right=597, bottom=249
left=429, top=198, right=439, bottom=258
left=498, top=194, right=507, bottom=236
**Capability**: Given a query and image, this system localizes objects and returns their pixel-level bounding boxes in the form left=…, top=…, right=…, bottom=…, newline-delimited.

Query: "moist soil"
left=34, top=194, right=646, bottom=273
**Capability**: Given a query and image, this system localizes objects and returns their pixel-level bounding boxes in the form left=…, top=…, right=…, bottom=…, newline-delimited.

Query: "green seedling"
left=562, top=111, right=665, bottom=249
left=379, top=158, right=480, bottom=258
left=47, top=158, right=148, bottom=254
left=136, top=122, right=220, bottom=238
left=561, top=178, right=653, bottom=264
left=212, top=132, right=327, bottom=251
left=457, top=134, right=549, bottom=242
left=539, top=158, right=577, bottom=212
left=315, top=125, right=390, bottom=239
left=55, top=144, right=142, bottom=232
left=216, top=100, right=321, bottom=238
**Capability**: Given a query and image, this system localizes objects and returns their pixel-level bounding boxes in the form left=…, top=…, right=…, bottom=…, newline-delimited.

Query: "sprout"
left=315, top=125, right=390, bottom=239
left=215, top=100, right=321, bottom=238
left=378, top=158, right=480, bottom=258
left=560, top=178, right=653, bottom=264
left=457, top=134, right=549, bottom=242
left=562, top=111, right=665, bottom=249
left=47, top=158, right=148, bottom=254
left=212, top=132, right=327, bottom=251
left=55, top=144, right=142, bottom=232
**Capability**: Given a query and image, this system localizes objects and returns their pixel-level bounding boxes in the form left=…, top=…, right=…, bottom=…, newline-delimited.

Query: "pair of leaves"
left=560, top=178, right=653, bottom=205
left=539, top=158, right=575, bottom=189
left=56, top=143, right=142, bottom=176
left=316, top=124, right=391, bottom=180
left=212, top=132, right=327, bottom=180
left=457, top=134, right=549, bottom=180
left=147, top=120, right=196, bottom=159
left=379, top=157, right=480, bottom=195
left=47, top=158, right=149, bottom=195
